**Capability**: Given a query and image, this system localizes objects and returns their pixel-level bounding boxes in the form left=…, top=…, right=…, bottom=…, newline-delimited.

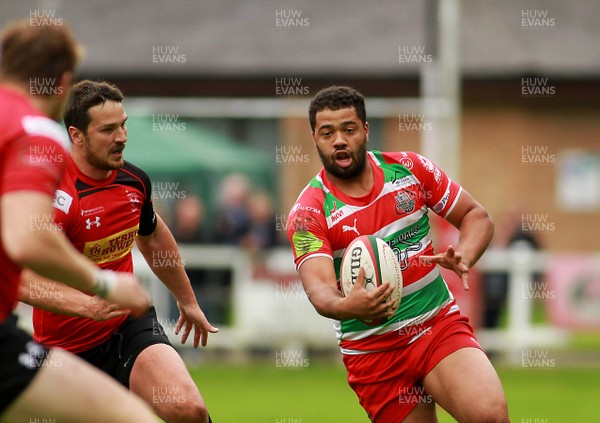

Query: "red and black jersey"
left=32, top=155, right=157, bottom=353
left=0, top=87, right=70, bottom=322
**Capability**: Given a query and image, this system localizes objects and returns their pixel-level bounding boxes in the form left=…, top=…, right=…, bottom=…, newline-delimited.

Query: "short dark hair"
left=308, top=86, right=366, bottom=132
left=1, top=19, right=81, bottom=87
left=63, top=80, right=124, bottom=133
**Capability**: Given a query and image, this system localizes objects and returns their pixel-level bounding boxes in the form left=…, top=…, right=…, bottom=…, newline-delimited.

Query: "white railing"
left=135, top=245, right=600, bottom=364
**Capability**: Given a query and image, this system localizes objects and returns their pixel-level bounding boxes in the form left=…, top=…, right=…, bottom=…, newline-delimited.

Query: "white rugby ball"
left=339, top=235, right=403, bottom=325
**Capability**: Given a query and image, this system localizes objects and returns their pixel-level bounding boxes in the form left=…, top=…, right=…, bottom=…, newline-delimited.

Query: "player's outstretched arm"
left=298, top=256, right=396, bottom=321
left=136, top=214, right=218, bottom=347
left=420, top=189, right=494, bottom=290
left=19, top=269, right=129, bottom=321
left=2, top=191, right=150, bottom=315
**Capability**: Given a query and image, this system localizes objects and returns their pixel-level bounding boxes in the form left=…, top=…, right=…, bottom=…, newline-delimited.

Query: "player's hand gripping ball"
left=340, top=235, right=403, bottom=325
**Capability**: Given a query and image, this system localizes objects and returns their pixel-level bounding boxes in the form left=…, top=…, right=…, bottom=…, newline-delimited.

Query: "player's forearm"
left=456, top=207, right=494, bottom=267
left=136, top=217, right=197, bottom=306
left=19, top=270, right=94, bottom=317
left=306, top=284, right=352, bottom=321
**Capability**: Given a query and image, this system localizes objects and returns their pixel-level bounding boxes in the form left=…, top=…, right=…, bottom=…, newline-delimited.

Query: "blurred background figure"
left=241, top=189, right=279, bottom=254
left=215, top=173, right=251, bottom=245
left=172, top=194, right=212, bottom=244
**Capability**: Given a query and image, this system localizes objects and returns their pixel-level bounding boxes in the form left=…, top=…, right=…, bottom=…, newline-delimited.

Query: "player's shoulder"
left=121, top=160, right=150, bottom=180
left=119, top=160, right=152, bottom=188
left=379, top=150, right=443, bottom=177
left=374, top=150, right=421, bottom=167
left=288, top=174, right=327, bottom=216
left=0, top=87, right=70, bottom=151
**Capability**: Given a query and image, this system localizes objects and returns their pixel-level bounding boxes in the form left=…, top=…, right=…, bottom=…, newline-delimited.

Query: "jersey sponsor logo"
left=81, top=205, right=105, bottom=217
left=291, top=230, right=323, bottom=256
left=85, top=216, right=101, bottom=229
left=83, top=225, right=139, bottom=264
left=395, top=191, right=416, bottom=214
left=330, top=207, right=346, bottom=223
left=433, top=189, right=450, bottom=213
left=53, top=190, right=73, bottom=214
left=290, top=203, right=321, bottom=215
left=417, top=154, right=441, bottom=183
left=399, top=157, right=413, bottom=169
left=21, top=115, right=71, bottom=151
left=341, top=218, right=360, bottom=236
left=127, top=191, right=144, bottom=213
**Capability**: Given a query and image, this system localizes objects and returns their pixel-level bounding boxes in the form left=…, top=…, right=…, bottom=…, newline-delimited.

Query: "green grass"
left=189, top=361, right=600, bottom=422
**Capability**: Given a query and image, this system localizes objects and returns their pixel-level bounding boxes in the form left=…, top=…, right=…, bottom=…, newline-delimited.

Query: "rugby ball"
left=339, top=235, right=403, bottom=325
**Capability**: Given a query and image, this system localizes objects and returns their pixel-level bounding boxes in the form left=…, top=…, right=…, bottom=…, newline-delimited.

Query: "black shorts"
left=76, top=306, right=173, bottom=388
left=0, top=314, right=51, bottom=414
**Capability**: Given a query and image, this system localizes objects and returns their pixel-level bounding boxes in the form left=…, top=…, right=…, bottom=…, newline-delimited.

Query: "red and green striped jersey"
left=287, top=151, right=463, bottom=355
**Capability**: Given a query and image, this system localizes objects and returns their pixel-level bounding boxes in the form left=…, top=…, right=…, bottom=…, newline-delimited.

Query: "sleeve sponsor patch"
left=292, top=230, right=323, bottom=257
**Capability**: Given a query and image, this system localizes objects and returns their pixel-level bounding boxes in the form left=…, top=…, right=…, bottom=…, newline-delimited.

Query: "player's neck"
left=326, top=161, right=374, bottom=198
left=71, top=151, right=113, bottom=180
left=0, top=79, right=59, bottom=120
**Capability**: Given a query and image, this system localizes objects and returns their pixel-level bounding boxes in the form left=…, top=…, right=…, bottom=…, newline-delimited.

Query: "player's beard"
left=83, top=136, right=125, bottom=172
left=317, top=140, right=368, bottom=180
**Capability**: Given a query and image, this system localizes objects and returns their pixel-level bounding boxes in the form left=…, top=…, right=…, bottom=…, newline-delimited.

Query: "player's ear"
left=364, top=121, right=369, bottom=142
left=68, top=126, right=84, bottom=146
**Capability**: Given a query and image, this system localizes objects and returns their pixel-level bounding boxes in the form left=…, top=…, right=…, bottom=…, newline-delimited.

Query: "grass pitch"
left=189, top=360, right=600, bottom=422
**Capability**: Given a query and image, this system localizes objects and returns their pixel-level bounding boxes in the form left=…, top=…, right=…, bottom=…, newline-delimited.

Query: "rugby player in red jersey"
left=287, top=86, right=510, bottom=422
left=20, top=80, right=218, bottom=423
left=0, top=19, right=158, bottom=423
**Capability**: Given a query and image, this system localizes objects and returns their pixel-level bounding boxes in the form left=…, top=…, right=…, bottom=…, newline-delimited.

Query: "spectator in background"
left=215, top=173, right=251, bottom=245
left=172, top=194, right=212, bottom=244
left=241, top=190, right=279, bottom=253
left=173, top=193, right=229, bottom=326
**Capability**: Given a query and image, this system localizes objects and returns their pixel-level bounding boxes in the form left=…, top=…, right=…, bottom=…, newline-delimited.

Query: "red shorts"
left=342, top=312, right=482, bottom=423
